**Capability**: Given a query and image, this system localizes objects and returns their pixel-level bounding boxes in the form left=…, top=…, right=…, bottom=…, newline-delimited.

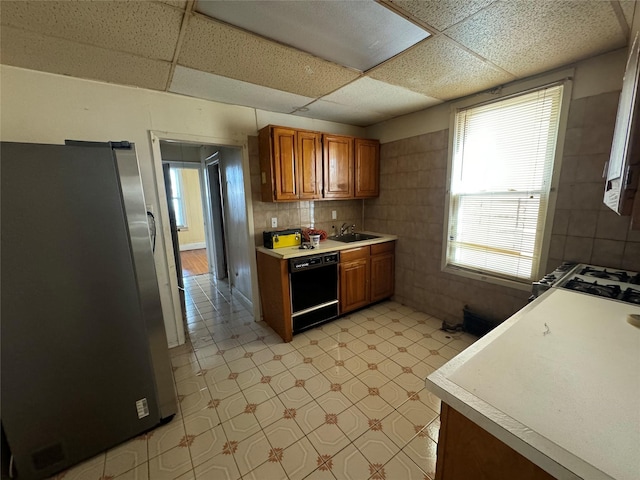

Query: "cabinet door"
left=340, top=258, right=370, bottom=314
left=272, top=127, right=298, bottom=201
left=323, top=135, right=354, bottom=199
left=355, top=138, right=380, bottom=198
left=370, top=253, right=394, bottom=302
left=297, top=131, right=322, bottom=199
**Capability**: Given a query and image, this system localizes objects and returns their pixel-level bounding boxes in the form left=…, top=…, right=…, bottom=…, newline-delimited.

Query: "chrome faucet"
left=339, top=223, right=355, bottom=236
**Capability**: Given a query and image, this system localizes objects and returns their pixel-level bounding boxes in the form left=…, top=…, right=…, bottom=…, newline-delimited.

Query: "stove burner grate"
left=563, top=278, right=622, bottom=299
left=622, top=288, right=640, bottom=305
left=578, top=267, right=630, bottom=283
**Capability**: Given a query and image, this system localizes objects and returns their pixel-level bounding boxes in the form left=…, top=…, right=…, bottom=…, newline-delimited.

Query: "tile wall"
left=550, top=91, right=640, bottom=270
left=363, top=129, right=529, bottom=325
left=364, top=90, right=640, bottom=326
left=248, top=137, right=363, bottom=246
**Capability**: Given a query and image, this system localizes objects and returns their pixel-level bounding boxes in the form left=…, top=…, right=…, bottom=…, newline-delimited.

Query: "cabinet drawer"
left=371, top=241, right=395, bottom=256
left=340, top=246, right=370, bottom=262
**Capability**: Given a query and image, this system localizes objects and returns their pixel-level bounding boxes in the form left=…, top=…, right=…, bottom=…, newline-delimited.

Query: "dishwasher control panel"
left=289, top=252, right=338, bottom=272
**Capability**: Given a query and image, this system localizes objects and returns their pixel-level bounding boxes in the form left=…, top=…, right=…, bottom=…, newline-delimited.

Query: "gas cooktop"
left=537, top=263, right=640, bottom=305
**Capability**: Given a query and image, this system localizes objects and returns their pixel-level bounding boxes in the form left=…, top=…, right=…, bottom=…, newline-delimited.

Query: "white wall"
left=0, top=65, right=363, bottom=347
left=177, top=168, right=206, bottom=250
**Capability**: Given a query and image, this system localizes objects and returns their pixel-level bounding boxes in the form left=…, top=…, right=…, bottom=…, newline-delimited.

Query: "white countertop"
left=426, top=288, right=640, bottom=480
left=256, top=231, right=398, bottom=259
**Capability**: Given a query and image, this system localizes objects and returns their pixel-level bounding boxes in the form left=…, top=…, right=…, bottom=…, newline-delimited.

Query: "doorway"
left=159, top=142, right=230, bottom=295
left=150, top=130, right=260, bottom=344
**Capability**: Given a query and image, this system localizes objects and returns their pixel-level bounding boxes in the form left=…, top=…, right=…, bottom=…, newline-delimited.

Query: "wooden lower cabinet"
left=339, top=241, right=395, bottom=314
left=257, top=240, right=395, bottom=341
left=340, top=257, right=370, bottom=314
left=370, top=242, right=395, bottom=302
left=436, top=403, right=556, bottom=480
left=256, top=251, right=293, bottom=342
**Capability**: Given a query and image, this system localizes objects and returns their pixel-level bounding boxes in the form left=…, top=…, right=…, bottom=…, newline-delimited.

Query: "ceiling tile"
left=157, top=0, right=188, bottom=9
left=196, top=0, right=429, bottom=71
left=369, top=36, right=514, bottom=100
left=619, top=1, right=637, bottom=28
left=169, top=66, right=314, bottom=114
left=322, top=77, right=441, bottom=116
left=0, top=0, right=183, bottom=61
left=177, top=14, right=360, bottom=98
left=446, top=0, right=628, bottom=78
left=1, top=26, right=171, bottom=91
left=293, top=100, right=388, bottom=127
left=386, top=0, right=495, bottom=31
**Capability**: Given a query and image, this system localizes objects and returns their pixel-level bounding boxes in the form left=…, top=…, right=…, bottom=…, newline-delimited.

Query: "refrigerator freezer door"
left=1, top=142, right=175, bottom=479
left=114, top=146, right=176, bottom=419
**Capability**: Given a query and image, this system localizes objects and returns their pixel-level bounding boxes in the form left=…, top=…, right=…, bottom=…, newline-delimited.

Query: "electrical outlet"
left=271, top=217, right=278, bottom=228
left=331, top=210, right=337, bottom=220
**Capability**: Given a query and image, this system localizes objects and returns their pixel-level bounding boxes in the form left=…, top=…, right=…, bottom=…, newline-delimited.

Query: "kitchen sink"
left=329, top=233, right=380, bottom=243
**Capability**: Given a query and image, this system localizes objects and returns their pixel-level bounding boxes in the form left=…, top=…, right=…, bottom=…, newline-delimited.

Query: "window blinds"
left=447, top=85, right=563, bottom=282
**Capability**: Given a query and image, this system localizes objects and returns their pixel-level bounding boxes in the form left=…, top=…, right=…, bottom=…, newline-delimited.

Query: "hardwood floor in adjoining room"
left=180, top=248, right=209, bottom=277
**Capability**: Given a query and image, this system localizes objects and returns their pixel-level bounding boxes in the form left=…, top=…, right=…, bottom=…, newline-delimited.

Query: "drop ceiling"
left=0, top=0, right=635, bottom=127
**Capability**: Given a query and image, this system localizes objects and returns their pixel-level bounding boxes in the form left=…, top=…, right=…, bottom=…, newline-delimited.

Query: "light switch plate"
left=271, top=217, right=278, bottom=228
left=331, top=210, right=337, bottom=220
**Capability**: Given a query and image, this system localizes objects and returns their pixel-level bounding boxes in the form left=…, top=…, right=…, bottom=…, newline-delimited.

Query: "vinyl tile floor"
left=51, top=273, right=477, bottom=480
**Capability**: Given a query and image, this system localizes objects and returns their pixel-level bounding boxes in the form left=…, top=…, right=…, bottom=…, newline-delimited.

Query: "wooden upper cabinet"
left=297, top=131, right=322, bottom=200
left=259, top=126, right=321, bottom=202
left=272, top=127, right=298, bottom=200
left=323, top=135, right=354, bottom=199
left=355, top=138, right=380, bottom=198
left=260, top=126, right=297, bottom=202
left=259, top=125, right=379, bottom=202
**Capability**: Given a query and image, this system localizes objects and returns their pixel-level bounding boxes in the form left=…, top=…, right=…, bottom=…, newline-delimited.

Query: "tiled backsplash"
left=249, top=137, right=363, bottom=246
left=364, top=90, right=640, bottom=325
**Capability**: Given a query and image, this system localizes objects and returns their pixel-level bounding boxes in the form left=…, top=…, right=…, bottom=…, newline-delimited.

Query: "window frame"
left=442, top=70, right=573, bottom=290
left=169, top=167, right=188, bottom=230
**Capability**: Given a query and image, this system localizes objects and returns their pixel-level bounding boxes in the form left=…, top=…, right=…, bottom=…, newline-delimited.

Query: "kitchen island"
left=426, top=288, right=640, bottom=480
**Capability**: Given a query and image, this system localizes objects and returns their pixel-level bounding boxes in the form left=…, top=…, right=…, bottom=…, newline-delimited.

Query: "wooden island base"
left=436, top=403, right=556, bottom=480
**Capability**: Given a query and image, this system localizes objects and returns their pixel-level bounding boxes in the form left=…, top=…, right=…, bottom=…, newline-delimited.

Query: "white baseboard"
left=179, top=242, right=206, bottom=251
left=232, top=287, right=253, bottom=315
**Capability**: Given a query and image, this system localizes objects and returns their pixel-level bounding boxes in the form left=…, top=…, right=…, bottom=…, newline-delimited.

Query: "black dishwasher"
left=289, top=252, right=339, bottom=333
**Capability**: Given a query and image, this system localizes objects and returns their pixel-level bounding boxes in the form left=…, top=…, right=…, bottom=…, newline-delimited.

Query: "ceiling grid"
left=0, top=0, right=634, bottom=127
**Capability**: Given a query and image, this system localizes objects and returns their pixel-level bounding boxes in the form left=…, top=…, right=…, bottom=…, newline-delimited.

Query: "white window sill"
left=443, top=264, right=533, bottom=292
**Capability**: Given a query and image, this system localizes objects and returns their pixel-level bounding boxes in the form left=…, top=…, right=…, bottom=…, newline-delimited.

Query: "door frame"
left=202, top=155, right=229, bottom=282
left=149, top=130, right=259, bottom=346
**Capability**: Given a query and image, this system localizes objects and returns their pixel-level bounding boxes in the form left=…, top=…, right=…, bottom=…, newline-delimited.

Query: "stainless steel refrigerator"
left=1, top=141, right=177, bottom=479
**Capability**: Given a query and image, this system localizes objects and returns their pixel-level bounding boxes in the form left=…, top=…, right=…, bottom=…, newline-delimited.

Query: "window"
left=445, top=84, right=564, bottom=284
left=168, top=167, right=187, bottom=228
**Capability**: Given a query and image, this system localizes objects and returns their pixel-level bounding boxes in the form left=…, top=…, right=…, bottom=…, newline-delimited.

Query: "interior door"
left=207, top=162, right=228, bottom=280
left=162, top=164, right=185, bottom=306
